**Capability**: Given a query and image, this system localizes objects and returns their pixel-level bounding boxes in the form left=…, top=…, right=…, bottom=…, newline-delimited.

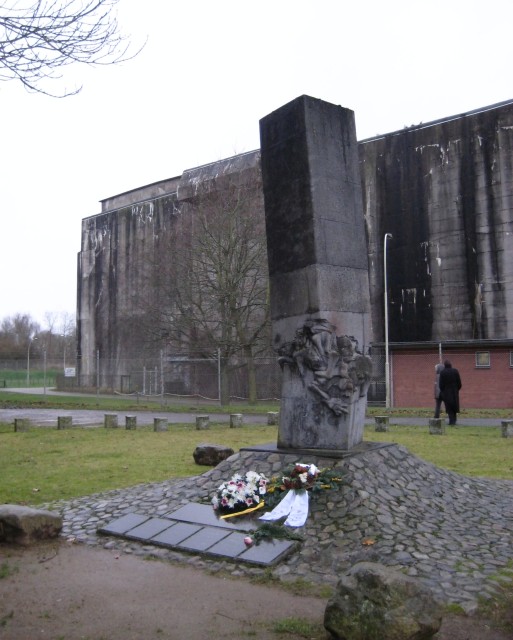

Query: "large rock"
left=324, top=562, right=443, bottom=640
left=193, top=444, right=234, bottom=466
left=0, top=504, right=63, bottom=545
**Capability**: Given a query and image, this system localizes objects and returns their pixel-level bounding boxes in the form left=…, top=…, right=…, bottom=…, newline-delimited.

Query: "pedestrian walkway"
left=0, top=405, right=505, bottom=429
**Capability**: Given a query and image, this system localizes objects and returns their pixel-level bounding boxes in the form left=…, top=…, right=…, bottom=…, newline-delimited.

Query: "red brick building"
left=390, top=341, right=513, bottom=409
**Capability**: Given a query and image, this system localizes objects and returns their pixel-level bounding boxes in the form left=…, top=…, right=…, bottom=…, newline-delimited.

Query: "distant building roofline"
left=99, top=175, right=181, bottom=204
left=372, top=338, right=513, bottom=350
left=359, top=97, right=513, bottom=144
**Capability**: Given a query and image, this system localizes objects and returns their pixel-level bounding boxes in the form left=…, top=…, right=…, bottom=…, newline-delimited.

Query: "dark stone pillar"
left=260, top=95, right=372, bottom=450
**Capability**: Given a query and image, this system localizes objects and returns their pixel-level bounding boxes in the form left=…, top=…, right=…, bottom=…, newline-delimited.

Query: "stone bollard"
left=267, top=411, right=279, bottom=425
left=57, top=416, right=73, bottom=430
left=429, top=418, right=445, bottom=435
left=230, top=413, right=243, bottom=428
left=501, top=420, right=513, bottom=438
left=125, top=415, right=137, bottom=430
left=104, top=414, right=118, bottom=429
left=374, top=416, right=389, bottom=432
left=14, top=418, right=30, bottom=432
left=153, top=418, right=168, bottom=432
left=196, top=415, right=210, bottom=430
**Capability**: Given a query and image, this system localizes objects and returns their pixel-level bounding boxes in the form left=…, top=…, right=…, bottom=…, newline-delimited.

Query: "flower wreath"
left=280, top=463, right=319, bottom=491
left=211, top=470, right=268, bottom=518
left=211, top=463, right=346, bottom=541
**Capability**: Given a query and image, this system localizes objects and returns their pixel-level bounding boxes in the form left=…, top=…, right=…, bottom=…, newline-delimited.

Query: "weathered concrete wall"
left=362, top=101, right=513, bottom=343
left=77, top=190, right=181, bottom=378
left=77, top=153, right=262, bottom=382
left=78, top=100, right=513, bottom=386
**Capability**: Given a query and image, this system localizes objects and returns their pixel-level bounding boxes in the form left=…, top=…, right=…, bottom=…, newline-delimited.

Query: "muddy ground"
left=1, top=542, right=512, bottom=639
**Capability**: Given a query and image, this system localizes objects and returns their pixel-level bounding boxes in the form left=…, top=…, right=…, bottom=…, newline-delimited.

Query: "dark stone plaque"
left=239, top=538, right=296, bottom=565
left=98, top=513, right=149, bottom=535
left=123, top=517, right=174, bottom=541
left=98, top=503, right=299, bottom=566
left=165, top=502, right=255, bottom=531
left=177, top=526, right=231, bottom=552
left=151, top=522, right=202, bottom=546
left=208, top=532, right=250, bottom=559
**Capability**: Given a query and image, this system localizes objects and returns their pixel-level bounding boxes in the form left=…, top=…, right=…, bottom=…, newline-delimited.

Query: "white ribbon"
left=259, top=489, right=310, bottom=527
left=259, top=489, right=296, bottom=521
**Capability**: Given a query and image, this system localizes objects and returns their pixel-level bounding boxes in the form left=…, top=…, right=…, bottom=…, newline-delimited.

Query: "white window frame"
left=475, top=351, right=490, bottom=368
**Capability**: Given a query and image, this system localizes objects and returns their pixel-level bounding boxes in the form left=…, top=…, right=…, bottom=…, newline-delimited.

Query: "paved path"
left=0, top=392, right=505, bottom=429
left=1, top=387, right=506, bottom=428
left=0, top=407, right=268, bottom=427
left=0, top=406, right=504, bottom=428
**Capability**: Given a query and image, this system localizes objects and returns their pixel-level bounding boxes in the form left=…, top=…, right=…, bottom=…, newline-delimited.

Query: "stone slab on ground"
left=98, top=503, right=296, bottom=566
left=165, top=502, right=255, bottom=531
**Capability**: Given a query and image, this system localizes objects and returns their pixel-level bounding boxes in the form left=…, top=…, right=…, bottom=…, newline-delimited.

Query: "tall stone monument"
left=259, top=95, right=372, bottom=450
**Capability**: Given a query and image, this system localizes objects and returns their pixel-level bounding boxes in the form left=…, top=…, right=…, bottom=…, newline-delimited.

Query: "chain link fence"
left=60, top=354, right=285, bottom=402
left=5, top=347, right=512, bottom=408
left=68, top=351, right=386, bottom=404
left=0, top=351, right=387, bottom=405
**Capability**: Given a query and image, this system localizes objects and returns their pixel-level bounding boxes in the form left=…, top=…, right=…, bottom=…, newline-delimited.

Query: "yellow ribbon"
left=220, top=501, right=265, bottom=519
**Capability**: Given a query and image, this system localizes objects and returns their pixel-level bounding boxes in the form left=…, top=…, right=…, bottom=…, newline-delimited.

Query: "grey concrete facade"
left=362, top=100, right=513, bottom=343
left=77, top=99, right=513, bottom=390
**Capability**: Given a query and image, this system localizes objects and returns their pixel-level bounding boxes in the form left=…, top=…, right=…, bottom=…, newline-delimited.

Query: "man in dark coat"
left=439, top=360, right=462, bottom=425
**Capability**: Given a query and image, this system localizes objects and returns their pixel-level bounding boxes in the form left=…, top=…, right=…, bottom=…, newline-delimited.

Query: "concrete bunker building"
left=77, top=98, right=513, bottom=408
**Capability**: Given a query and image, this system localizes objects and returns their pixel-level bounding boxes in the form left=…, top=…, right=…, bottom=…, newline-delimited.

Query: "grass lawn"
left=0, top=421, right=278, bottom=506
left=364, top=424, right=513, bottom=479
left=2, top=417, right=513, bottom=507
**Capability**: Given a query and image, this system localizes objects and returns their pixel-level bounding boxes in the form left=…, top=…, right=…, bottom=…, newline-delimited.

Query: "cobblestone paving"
left=44, top=444, right=513, bottom=613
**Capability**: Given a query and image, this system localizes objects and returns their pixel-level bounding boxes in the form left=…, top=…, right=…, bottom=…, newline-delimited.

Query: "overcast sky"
left=1, top=0, right=512, bottom=329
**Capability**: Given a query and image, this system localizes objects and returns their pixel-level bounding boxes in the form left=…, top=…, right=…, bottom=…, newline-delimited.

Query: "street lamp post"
left=43, top=347, right=47, bottom=396
left=60, top=334, right=67, bottom=371
left=26, top=336, right=37, bottom=387
left=384, top=233, right=393, bottom=408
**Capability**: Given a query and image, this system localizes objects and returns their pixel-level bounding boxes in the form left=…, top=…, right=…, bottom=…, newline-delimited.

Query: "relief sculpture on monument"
left=278, top=319, right=372, bottom=420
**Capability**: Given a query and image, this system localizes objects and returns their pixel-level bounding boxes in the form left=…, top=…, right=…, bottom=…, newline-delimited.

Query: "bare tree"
left=0, top=0, right=142, bottom=97
left=140, top=179, right=271, bottom=404
left=37, top=311, right=77, bottom=365
left=59, top=311, right=75, bottom=337
left=0, top=313, right=40, bottom=358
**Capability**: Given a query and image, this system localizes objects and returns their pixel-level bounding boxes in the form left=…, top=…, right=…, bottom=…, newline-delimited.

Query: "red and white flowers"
left=212, top=470, right=268, bottom=516
left=281, top=463, right=319, bottom=491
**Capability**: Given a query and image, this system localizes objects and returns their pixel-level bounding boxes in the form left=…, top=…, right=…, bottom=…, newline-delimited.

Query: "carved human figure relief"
left=278, top=319, right=372, bottom=417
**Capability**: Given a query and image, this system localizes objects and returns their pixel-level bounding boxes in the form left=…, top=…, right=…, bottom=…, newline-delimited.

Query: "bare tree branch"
left=135, top=177, right=271, bottom=403
left=0, top=0, right=144, bottom=96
